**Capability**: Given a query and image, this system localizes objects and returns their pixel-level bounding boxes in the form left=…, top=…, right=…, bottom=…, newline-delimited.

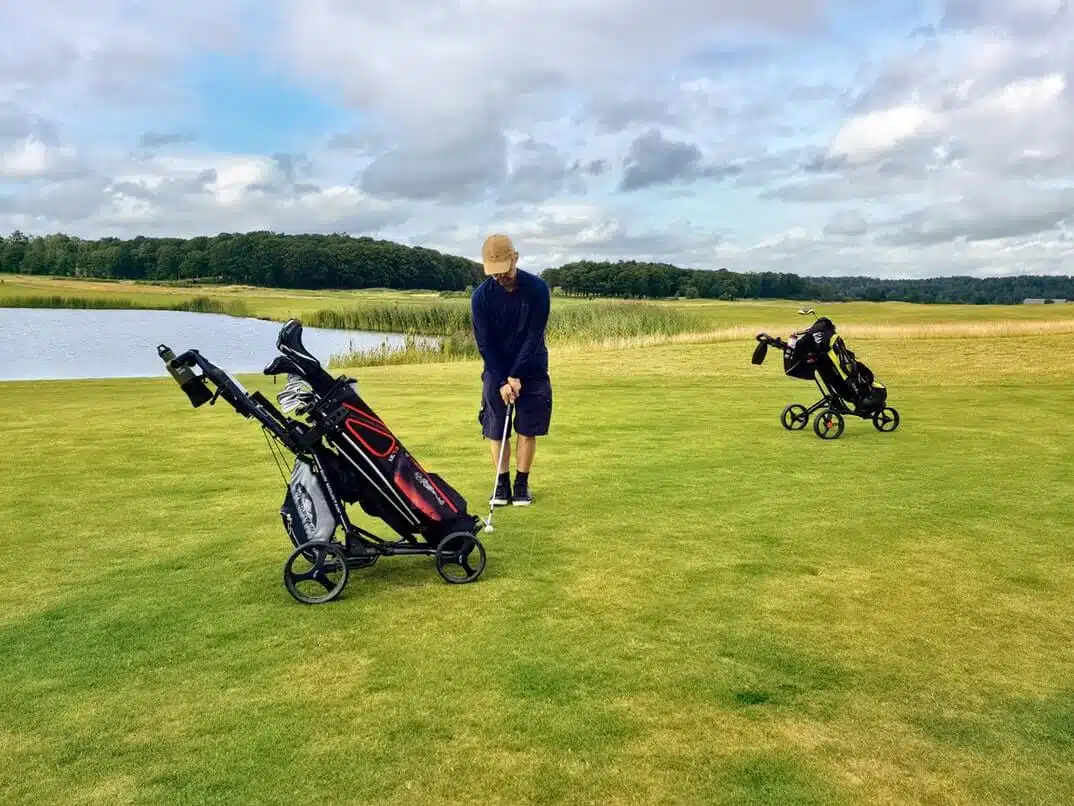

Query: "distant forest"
left=2, top=230, right=1072, bottom=304
left=543, top=261, right=1074, bottom=305
left=0, top=230, right=484, bottom=291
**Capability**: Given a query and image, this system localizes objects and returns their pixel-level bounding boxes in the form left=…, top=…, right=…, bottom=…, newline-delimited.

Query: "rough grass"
left=320, top=301, right=705, bottom=367
left=306, top=298, right=702, bottom=338
left=327, top=308, right=1074, bottom=368
left=1, top=292, right=249, bottom=316
left=1, top=320, right=1073, bottom=805
left=568, top=316, right=1074, bottom=353
left=7, top=273, right=1074, bottom=330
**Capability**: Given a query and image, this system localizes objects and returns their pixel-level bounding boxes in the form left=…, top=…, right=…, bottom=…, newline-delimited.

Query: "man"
left=471, top=233, right=552, bottom=507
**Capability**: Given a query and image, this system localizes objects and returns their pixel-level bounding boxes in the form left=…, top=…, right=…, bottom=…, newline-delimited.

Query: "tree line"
left=0, top=230, right=484, bottom=291
left=542, top=260, right=1074, bottom=305
left=2, top=231, right=1072, bottom=304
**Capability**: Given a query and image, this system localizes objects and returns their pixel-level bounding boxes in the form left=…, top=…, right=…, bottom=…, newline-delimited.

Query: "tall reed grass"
left=329, top=332, right=479, bottom=368
left=2, top=295, right=249, bottom=316
left=326, top=310, right=1074, bottom=368
left=308, top=299, right=701, bottom=339
left=322, top=300, right=706, bottom=368
left=305, top=303, right=472, bottom=334
left=3, top=295, right=137, bottom=310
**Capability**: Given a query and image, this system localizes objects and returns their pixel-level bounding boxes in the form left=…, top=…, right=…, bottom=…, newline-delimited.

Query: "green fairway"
left=2, top=311, right=1073, bottom=805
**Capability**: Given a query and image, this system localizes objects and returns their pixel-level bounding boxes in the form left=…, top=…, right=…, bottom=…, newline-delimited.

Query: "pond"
left=0, top=308, right=424, bottom=382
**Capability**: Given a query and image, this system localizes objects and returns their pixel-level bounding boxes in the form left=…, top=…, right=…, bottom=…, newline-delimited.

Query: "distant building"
left=1023, top=298, right=1068, bottom=304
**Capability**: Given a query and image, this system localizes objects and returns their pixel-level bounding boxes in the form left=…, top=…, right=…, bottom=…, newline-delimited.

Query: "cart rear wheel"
left=435, top=532, right=487, bottom=584
left=814, top=410, right=845, bottom=440
left=780, top=404, right=809, bottom=430
left=284, top=541, right=349, bottom=604
left=872, top=407, right=900, bottom=432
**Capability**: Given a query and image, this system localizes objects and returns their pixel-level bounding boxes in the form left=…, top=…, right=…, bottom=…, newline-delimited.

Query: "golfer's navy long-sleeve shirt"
left=471, top=270, right=550, bottom=388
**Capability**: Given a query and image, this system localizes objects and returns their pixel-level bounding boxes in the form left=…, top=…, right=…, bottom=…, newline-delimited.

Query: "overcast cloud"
left=1, top=0, right=1072, bottom=277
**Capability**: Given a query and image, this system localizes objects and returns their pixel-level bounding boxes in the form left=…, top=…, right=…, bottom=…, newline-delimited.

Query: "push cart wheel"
left=780, top=404, right=809, bottom=430
left=435, top=532, right=487, bottom=584
left=814, top=410, right=845, bottom=440
left=872, top=407, right=900, bottom=432
left=283, top=541, right=349, bottom=604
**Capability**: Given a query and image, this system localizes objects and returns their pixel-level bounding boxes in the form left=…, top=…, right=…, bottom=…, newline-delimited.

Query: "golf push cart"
left=157, top=318, right=488, bottom=604
left=752, top=308, right=901, bottom=440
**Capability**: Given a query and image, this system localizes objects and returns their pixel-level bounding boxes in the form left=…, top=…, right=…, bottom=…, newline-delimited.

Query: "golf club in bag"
left=157, top=318, right=488, bottom=604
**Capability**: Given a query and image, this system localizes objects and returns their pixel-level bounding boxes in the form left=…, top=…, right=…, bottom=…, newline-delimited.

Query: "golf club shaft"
left=486, top=401, right=514, bottom=525
left=497, top=401, right=513, bottom=471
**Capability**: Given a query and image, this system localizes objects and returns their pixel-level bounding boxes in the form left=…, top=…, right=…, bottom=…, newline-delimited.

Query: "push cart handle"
left=756, top=333, right=790, bottom=350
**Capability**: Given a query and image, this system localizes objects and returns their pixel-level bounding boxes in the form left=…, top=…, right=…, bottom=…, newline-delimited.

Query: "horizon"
left=2, top=1, right=1072, bottom=279
left=3, top=228, right=1074, bottom=284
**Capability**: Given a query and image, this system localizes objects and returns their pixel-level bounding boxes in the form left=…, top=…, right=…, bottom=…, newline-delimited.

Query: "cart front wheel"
left=284, top=541, right=349, bottom=604
left=814, top=410, right=845, bottom=440
left=781, top=404, right=809, bottom=431
left=872, top=407, right=900, bottom=432
left=435, top=532, right=487, bottom=584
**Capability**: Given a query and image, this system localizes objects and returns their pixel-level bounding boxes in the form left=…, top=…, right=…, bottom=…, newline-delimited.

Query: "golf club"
left=483, top=401, right=514, bottom=533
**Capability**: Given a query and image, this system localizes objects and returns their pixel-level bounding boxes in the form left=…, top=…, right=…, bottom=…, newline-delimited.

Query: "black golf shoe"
left=512, top=478, right=532, bottom=506
left=491, top=477, right=511, bottom=507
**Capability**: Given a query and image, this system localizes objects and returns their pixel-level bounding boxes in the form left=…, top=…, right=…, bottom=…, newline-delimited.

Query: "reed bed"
left=328, top=314, right=1074, bottom=368
left=4, top=295, right=138, bottom=310
left=330, top=332, right=479, bottom=368
left=310, top=300, right=701, bottom=337
left=323, top=300, right=705, bottom=367
left=3, top=294, right=249, bottom=317
left=305, top=303, right=472, bottom=334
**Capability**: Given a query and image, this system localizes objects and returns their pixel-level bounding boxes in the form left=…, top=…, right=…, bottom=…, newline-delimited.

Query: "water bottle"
left=157, top=344, right=196, bottom=387
left=157, top=344, right=213, bottom=406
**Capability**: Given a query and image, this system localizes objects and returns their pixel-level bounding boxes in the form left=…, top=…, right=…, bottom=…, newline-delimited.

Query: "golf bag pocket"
left=280, top=457, right=338, bottom=548
left=391, top=452, right=462, bottom=523
left=428, top=472, right=467, bottom=514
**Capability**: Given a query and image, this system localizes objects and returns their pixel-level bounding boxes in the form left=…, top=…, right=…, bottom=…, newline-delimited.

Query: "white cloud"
left=829, top=104, right=938, bottom=163
left=276, top=0, right=828, bottom=135
left=1, top=138, right=69, bottom=178
left=0, top=0, right=1073, bottom=278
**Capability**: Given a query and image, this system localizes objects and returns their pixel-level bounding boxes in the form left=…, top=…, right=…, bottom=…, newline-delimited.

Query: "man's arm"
left=471, top=289, right=509, bottom=388
left=508, top=280, right=550, bottom=379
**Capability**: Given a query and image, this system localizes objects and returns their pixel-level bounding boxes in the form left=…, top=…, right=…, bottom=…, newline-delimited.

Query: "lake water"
left=0, top=308, right=421, bottom=382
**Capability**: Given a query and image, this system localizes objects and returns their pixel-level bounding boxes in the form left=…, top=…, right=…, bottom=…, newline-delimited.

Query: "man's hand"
left=499, top=382, right=518, bottom=405
left=507, top=377, right=522, bottom=396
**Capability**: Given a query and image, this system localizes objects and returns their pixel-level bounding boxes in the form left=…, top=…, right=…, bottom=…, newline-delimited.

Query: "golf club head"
left=277, top=374, right=315, bottom=413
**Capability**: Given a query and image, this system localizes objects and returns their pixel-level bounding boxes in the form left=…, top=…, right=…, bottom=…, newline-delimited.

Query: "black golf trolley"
left=752, top=309, right=900, bottom=440
left=158, top=318, right=487, bottom=604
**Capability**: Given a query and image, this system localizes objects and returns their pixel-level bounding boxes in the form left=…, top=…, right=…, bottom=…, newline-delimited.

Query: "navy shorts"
left=479, top=373, right=553, bottom=439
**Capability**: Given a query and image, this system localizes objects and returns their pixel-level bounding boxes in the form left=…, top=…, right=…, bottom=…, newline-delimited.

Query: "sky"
left=1, top=0, right=1072, bottom=278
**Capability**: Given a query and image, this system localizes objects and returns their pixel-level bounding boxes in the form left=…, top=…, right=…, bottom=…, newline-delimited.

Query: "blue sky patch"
left=181, top=52, right=355, bottom=154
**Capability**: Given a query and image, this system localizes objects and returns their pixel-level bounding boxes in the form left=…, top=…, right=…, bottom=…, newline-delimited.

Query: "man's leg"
left=511, top=376, right=552, bottom=506
left=515, top=435, right=536, bottom=473
left=480, top=374, right=513, bottom=506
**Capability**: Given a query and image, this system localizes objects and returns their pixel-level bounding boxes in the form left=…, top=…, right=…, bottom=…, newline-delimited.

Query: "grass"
left=1, top=291, right=249, bottom=316
left=2, top=305, right=1074, bottom=804
left=306, top=299, right=703, bottom=338
left=1, top=274, right=466, bottom=322
left=318, top=300, right=705, bottom=367
left=8, top=273, right=1074, bottom=330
